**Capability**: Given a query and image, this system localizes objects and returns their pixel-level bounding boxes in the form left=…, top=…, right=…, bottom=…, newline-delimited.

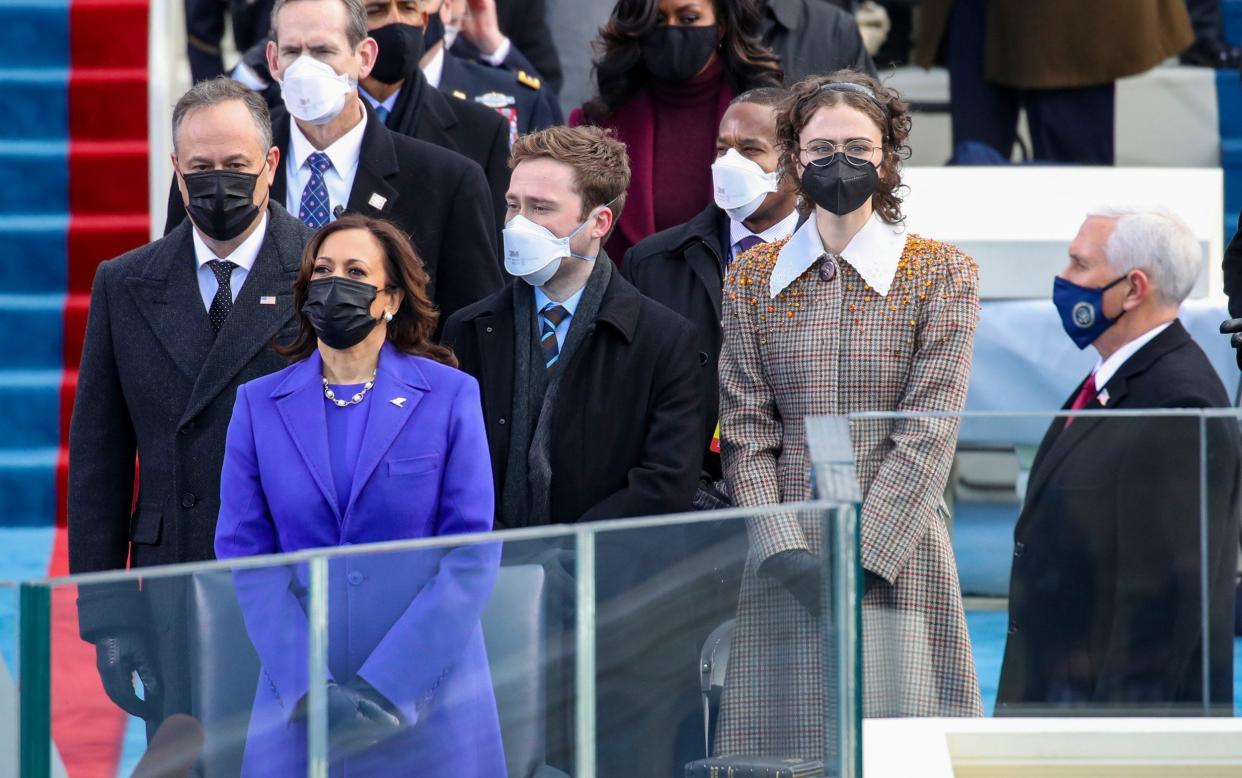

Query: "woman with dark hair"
left=716, top=70, right=983, bottom=759
left=215, top=214, right=505, bottom=775
left=571, top=0, right=782, bottom=260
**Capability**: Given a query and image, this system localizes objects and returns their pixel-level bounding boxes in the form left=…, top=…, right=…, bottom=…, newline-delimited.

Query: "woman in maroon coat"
left=570, top=0, right=781, bottom=261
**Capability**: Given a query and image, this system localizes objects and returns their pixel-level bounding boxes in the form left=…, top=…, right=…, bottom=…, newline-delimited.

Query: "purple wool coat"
left=215, top=342, right=505, bottom=776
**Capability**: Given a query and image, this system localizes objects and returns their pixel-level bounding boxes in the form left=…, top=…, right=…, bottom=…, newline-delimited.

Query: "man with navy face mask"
left=998, top=207, right=1241, bottom=715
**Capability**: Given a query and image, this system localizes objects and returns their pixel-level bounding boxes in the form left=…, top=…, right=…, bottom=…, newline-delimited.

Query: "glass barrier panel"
left=40, top=559, right=311, bottom=778
left=847, top=409, right=1232, bottom=721
left=1203, top=409, right=1242, bottom=718
left=0, top=583, right=17, bottom=776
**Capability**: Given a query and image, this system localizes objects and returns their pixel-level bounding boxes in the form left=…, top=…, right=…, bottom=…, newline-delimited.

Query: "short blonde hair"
left=510, top=126, right=630, bottom=220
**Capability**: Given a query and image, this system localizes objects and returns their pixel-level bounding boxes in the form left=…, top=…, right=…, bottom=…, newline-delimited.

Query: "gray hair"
left=172, top=78, right=272, bottom=154
left=1087, top=206, right=1202, bottom=307
left=271, top=0, right=368, bottom=48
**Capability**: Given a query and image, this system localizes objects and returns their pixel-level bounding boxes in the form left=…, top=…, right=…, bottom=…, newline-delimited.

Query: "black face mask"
left=181, top=168, right=264, bottom=242
left=641, top=25, right=719, bottom=83
left=422, top=13, right=445, bottom=50
left=800, top=154, right=879, bottom=216
left=302, top=276, right=381, bottom=350
left=370, top=22, right=425, bottom=85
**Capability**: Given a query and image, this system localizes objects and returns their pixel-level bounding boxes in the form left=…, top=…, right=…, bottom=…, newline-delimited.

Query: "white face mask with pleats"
left=503, top=205, right=608, bottom=287
left=711, top=148, right=781, bottom=222
left=278, top=55, right=355, bottom=125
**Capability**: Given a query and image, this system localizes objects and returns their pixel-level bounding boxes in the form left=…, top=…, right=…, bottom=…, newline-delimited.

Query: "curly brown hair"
left=277, top=214, right=457, bottom=367
left=778, top=70, right=912, bottom=225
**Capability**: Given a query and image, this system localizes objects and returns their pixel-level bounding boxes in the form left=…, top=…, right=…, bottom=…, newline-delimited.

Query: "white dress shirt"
left=533, top=283, right=585, bottom=350
left=769, top=212, right=908, bottom=298
left=422, top=46, right=446, bottom=89
left=191, top=213, right=268, bottom=311
left=284, top=108, right=367, bottom=220
left=729, top=209, right=800, bottom=264
left=1091, top=320, right=1173, bottom=392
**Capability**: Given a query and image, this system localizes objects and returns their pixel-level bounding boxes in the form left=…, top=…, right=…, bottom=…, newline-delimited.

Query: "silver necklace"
left=322, top=373, right=376, bottom=407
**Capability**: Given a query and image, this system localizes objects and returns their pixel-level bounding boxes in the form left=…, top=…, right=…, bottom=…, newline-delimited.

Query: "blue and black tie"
left=540, top=303, right=570, bottom=372
left=298, top=151, right=333, bottom=229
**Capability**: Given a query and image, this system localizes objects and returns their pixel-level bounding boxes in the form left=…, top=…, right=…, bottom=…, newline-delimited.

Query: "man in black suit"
left=169, top=0, right=502, bottom=325
left=359, top=1, right=511, bottom=231
left=69, top=78, right=311, bottom=730
left=998, top=208, right=1241, bottom=716
left=442, top=125, right=703, bottom=776
left=622, top=87, right=797, bottom=489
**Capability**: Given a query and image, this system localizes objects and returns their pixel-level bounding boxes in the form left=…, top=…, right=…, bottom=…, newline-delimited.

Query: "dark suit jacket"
left=439, top=50, right=563, bottom=136
left=166, top=102, right=502, bottom=326
left=997, top=320, right=1241, bottom=715
left=762, top=0, right=876, bottom=83
left=372, top=67, right=511, bottom=236
left=67, top=204, right=310, bottom=718
left=497, top=0, right=562, bottom=94
left=441, top=271, right=703, bottom=528
left=621, top=204, right=729, bottom=478
left=1224, top=211, right=1242, bottom=318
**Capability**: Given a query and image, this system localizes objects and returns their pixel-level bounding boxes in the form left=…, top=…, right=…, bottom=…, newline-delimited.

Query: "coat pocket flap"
left=388, top=454, right=442, bottom=476
left=129, top=504, right=163, bottom=545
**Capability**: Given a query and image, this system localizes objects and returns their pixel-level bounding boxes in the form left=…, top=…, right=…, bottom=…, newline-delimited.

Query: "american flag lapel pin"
left=1098, top=388, right=1110, bottom=406
left=369, top=193, right=388, bottom=210
left=260, top=295, right=277, bottom=305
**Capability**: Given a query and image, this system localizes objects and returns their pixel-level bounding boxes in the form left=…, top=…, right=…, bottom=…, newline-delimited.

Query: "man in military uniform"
left=185, top=0, right=275, bottom=82
left=420, top=0, right=562, bottom=140
left=445, top=0, right=564, bottom=95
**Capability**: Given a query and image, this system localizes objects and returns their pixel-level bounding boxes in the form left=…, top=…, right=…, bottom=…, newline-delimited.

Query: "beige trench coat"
left=715, top=232, right=984, bottom=759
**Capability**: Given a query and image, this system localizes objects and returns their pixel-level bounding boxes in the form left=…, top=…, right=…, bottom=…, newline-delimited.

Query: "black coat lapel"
left=179, top=208, right=303, bottom=427
left=271, top=110, right=292, bottom=207
left=346, top=105, right=401, bottom=219
left=680, top=207, right=729, bottom=322
left=124, top=222, right=214, bottom=380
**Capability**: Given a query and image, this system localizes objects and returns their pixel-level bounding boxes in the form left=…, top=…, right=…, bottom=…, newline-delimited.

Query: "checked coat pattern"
left=715, top=232, right=984, bottom=759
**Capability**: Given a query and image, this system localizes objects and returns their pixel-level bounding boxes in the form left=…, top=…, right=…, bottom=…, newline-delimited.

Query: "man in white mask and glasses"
left=623, top=87, right=798, bottom=496
left=166, top=0, right=502, bottom=327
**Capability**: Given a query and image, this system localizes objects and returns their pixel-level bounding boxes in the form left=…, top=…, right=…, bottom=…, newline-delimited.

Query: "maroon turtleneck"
left=648, top=56, right=726, bottom=234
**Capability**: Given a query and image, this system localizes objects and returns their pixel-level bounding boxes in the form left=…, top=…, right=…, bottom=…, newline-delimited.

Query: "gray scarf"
left=501, top=255, right=613, bottom=527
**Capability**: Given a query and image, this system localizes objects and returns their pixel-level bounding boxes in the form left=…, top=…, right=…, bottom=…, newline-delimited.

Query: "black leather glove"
left=1220, top=318, right=1242, bottom=370
left=315, top=680, right=403, bottom=757
left=759, top=549, right=822, bottom=618
left=94, top=630, right=161, bottom=720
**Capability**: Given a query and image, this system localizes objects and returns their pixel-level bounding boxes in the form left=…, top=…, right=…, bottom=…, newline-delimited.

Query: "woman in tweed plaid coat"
left=715, top=72, right=983, bottom=760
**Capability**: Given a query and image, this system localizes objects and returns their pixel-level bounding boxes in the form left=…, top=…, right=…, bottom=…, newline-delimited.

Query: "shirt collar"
left=359, top=85, right=401, bottom=112
left=422, top=46, right=446, bottom=89
left=533, top=283, right=585, bottom=319
left=729, top=208, right=800, bottom=250
left=288, top=103, right=367, bottom=174
left=1092, top=320, right=1173, bottom=390
left=191, top=212, right=268, bottom=271
left=769, top=212, right=907, bottom=298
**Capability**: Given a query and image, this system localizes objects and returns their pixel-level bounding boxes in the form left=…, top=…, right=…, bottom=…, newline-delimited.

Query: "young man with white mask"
left=623, top=87, right=798, bottom=488
left=167, top=0, right=502, bottom=326
left=443, top=124, right=702, bottom=529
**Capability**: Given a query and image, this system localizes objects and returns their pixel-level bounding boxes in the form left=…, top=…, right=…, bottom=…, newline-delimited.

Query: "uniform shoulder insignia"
left=451, top=90, right=468, bottom=100
left=516, top=70, right=541, bottom=90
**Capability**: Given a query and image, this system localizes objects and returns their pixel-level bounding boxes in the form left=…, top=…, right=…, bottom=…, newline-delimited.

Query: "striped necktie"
left=540, top=303, right=570, bottom=372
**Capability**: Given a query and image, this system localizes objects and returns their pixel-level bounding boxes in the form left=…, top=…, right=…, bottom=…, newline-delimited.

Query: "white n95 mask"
left=711, top=148, right=781, bottom=222
left=503, top=211, right=600, bottom=287
left=279, top=55, right=354, bottom=125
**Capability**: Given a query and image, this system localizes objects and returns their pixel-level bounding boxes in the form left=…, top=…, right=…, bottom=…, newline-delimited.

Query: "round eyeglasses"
left=800, top=140, right=879, bottom=167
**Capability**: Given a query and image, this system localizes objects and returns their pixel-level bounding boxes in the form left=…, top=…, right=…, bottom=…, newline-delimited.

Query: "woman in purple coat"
left=215, top=214, right=505, bottom=776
